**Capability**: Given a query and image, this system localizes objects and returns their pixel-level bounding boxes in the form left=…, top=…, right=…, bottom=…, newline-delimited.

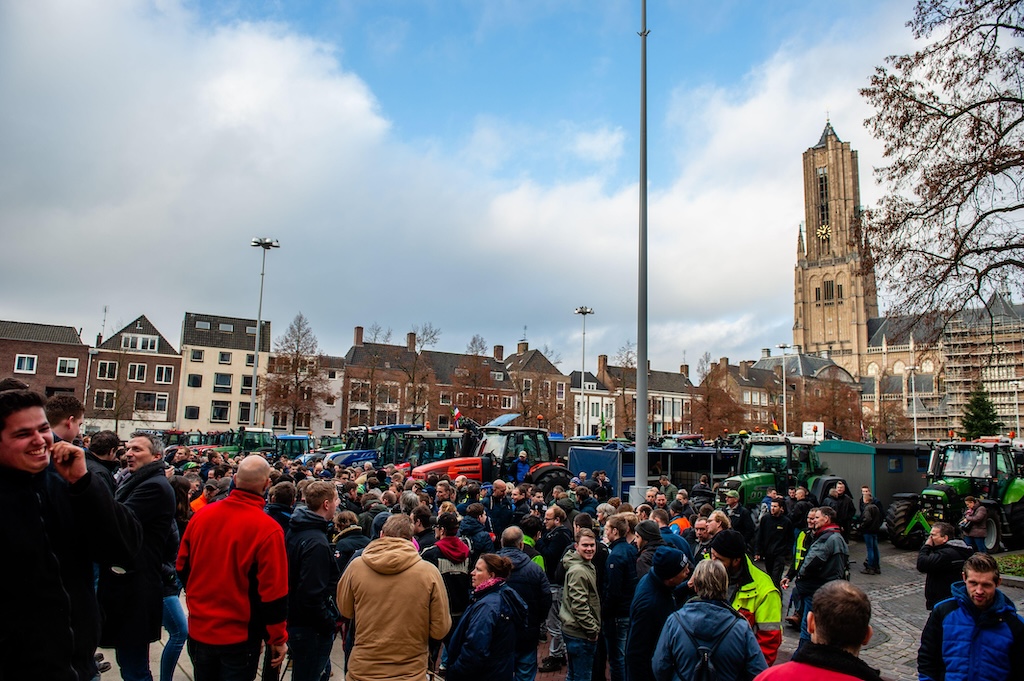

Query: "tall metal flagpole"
left=634, top=0, right=649, bottom=505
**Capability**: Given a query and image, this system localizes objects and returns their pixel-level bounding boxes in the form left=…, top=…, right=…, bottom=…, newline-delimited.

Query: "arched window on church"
left=867, top=362, right=879, bottom=376
left=893, top=360, right=905, bottom=375
left=922, top=359, right=934, bottom=373
left=823, top=280, right=835, bottom=301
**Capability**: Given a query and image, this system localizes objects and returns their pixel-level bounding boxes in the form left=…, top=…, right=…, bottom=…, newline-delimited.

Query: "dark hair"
left=45, top=394, right=84, bottom=426
left=436, top=512, right=460, bottom=535
left=963, top=553, right=1000, bottom=579
left=606, top=515, right=629, bottom=536
left=269, top=481, right=296, bottom=506
left=411, top=505, right=433, bottom=529
left=932, top=521, right=955, bottom=540
left=169, top=476, right=193, bottom=525
left=336, top=510, right=359, bottom=528
left=0, top=378, right=30, bottom=392
left=811, top=581, right=871, bottom=649
left=0, top=389, right=46, bottom=433
left=519, top=514, right=543, bottom=538
left=575, top=486, right=591, bottom=501
left=89, top=430, right=121, bottom=458
left=466, top=502, right=486, bottom=519
left=651, top=508, right=670, bottom=524
left=817, top=505, right=837, bottom=521
left=477, top=553, right=513, bottom=579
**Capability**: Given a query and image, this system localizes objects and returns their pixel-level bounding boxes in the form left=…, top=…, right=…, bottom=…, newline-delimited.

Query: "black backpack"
left=673, top=611, right=743, bottom=681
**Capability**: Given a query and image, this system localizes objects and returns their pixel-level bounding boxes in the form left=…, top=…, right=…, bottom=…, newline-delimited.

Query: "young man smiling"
left=918, top=553, right=1024, bottom=681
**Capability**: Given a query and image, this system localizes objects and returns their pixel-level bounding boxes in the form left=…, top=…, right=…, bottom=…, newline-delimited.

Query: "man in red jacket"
left=177, top=455, right=289, bottom=681
left=754, top=580, right=882, bottom=681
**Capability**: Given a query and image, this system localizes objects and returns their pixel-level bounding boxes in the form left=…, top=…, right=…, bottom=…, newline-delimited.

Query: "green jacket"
left=559, top=550, right=600, bottom=639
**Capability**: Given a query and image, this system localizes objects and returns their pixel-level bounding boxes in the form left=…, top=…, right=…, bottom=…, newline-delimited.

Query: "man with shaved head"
left=177, top=455, right=290, bottom=680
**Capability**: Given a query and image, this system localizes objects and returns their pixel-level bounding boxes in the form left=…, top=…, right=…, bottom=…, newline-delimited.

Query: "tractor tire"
left=886, top=499, right=925, bottom=550
left=984, top=514, right=1004, bottom=554
left=533, top=470, right=572, bottom=502
left=1009, top=501, right=1024, bottom=550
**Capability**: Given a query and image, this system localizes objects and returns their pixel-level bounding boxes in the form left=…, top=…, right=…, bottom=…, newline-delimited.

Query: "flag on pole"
left=771, top=415, right=779, bottom=432
left=452, top=406, right=462, bottom=426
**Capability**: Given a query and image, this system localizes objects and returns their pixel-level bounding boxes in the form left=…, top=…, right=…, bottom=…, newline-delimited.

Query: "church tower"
left=793, top=122, right=878, bottom=378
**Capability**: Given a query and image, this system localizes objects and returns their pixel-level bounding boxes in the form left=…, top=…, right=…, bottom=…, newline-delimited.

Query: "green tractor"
left=886, top=440, right=1024, bottom=552
left=716, top=435, right=864, bottom=518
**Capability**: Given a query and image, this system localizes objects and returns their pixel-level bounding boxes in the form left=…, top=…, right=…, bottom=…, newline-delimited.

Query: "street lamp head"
left=251, top=237, right=280, bottom=249
left=776, top=343, right=790, bottom=350
left=574, top=306, right=594, bottom=316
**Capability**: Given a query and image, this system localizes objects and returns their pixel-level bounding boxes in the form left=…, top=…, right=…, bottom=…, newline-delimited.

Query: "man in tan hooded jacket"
left=337, top=514, right=452, bottom=681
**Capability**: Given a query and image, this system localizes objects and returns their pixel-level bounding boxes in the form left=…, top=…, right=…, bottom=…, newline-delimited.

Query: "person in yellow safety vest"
left=708, top=529, right=783, bottom=665
left=782, top=510, right=818, bottom=627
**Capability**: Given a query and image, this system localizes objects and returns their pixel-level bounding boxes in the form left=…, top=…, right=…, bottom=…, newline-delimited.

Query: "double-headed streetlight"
left=250, top=238, right=280, bottom=426
left=906, top=365, right=919, bottom=444
left=776, top=343, right=791, bottom=435
left=575, top=306, right=594, bottom=437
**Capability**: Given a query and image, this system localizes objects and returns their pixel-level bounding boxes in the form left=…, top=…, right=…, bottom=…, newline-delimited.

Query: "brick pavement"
left=101, top=540, right=1024, bottom=681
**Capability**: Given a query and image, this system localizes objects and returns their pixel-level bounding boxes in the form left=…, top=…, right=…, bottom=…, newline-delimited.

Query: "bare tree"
left=692, top=352, right=744, bottom=438
left=467, top=334, right=488, bottom=356
left=861, top=0, right=1024, bottom=324
left=541, top=344, right=563, bottom=367
left=397, top=323, right=441, bottom=425
left=262, top=313, right=333, bottom=433
left=802, top=373, right=862, bottom=440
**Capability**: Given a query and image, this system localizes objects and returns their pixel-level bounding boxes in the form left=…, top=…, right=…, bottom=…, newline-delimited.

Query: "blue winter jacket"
left=459, top=515, right=494, bottom=564
left=652, top=599, right=767, bottom=681
left=625, top=572, right=679, bottom=681
left=446, top=580, right=527, bottom=681
left=498, top=547, right=551, bottom=652
left=918, top=581, right=1024, bottom=681
left=604, top=537, right=639, bottom=618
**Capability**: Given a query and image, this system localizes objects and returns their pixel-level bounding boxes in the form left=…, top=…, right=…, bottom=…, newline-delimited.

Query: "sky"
left=0, top=0, right=920, bottom=380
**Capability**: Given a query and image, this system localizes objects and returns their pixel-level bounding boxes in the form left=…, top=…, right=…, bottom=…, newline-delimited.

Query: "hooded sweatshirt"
left=337, top=537, right=452, bottom=681
left=421, top=536, right=472, bottom=618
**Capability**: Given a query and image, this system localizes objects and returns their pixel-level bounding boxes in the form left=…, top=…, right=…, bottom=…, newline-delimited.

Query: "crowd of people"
left=3, top=378, right=1023, bottom=681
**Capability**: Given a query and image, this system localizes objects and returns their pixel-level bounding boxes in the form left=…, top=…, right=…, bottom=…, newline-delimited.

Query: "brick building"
left=0, top=320, right=88, bottom=398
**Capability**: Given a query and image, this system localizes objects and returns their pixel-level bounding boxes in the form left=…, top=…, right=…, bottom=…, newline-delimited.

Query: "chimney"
left=598, top=354, right=608, bottom=376
left=761, top=348, right=770, bottom=359
left=407, top=332, right=416, bottom=352
left=493, top=345, right=504, bottom=362
left=819, top=349, right=830, bottom=359
left=647, top=360, right=651, bottom=372
left=518, top=341, right=529, bottom=354
left=96, top=333, right=103, bottom=347
left=794, top=345, right=802, bottom=355
left=680, top=364, right=689, bottom=379
left=354, top=326, right=364, bottom=346
left=720, top=357, right=729, bottom=371
left=740, top=361, right=750, bottom=379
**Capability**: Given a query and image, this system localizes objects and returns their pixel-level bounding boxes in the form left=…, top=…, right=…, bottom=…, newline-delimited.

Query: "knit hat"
left=636, top=520, right=661, bottom=543
left=652, top=546, right=689, bottom=581
left=708, top=529, right=746, bottom=559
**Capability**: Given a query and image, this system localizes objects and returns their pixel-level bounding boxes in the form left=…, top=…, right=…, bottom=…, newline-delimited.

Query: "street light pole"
left=776, top=343, right=790, bottom=435
left=1011, top=380, right=1020, bottom=436
left=906, top=365, right=919, bottom=444
left=575, top=306, right=594, bottom=437
left=250, top=238, right=280, bottom=427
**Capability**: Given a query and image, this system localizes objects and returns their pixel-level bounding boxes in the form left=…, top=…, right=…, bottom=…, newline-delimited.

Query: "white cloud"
left=0, top=0, right=918, bottom=385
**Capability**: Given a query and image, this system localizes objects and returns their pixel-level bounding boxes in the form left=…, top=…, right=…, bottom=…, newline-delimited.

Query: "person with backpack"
left=420, top=512, right=472, bottom=674
left=652, top=558, right=767, bottom=681
left=625, top=547, right=691, bottom=681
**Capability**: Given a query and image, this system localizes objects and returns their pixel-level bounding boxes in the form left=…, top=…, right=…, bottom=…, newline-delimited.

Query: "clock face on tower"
left=816, top=224, right=831, bottom=240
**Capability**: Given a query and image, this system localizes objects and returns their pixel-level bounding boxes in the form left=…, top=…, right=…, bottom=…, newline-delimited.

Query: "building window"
left=219, top=323, right=233, bottom=332
left=557, top=382, right=566, bottom=400
left=243, top=354, right=254, bottom=367
left=213, top=373, right=232, bottom=393
left=241, top=375, right=254, bottom=395
left=440, top=392, right=452, bottom=406
left=97, top=360, right=118, bottom=380
left=350, top=381, right=369, bottom=403
left=328, top=370, right=337, bottom=379
left=187, top=374, right=202, bottom=388
left=219, top=352, right=232, bottom=364
left=295, top=413, right=311, bottom=429
left=184, top=405, right=200, bottom=420
left=211, top=401, right=230, bottom=422
left=238, top=402, right=251, bottom=425
left=824, top=280, right=835, bottom=301
left=324, top=420, right=334, bottom=430
left=491, top=371, right=505, bottom=381
left=127, top=363, right=146, bottom=382
left=14, top=354, right=36, bottom=374
left=195, top=321, right=211, bottom=330
left=94, top=390, right=115, bottom=410
left=816, top=166, right=829, bottom=228
left=56, top=358, right=79, bottom=376
left=134, top=392, right=168, bottom=413
left=122, top=334, right=158, bottom=352
left=437, top=415, right=450, bottom=429
left=523, top=379, right=532, bottom=395
left=273, top=412, right=287, bottom=428
left=155, top=365, right=174, bottom=384
left=502, top=395, right=514, bottom=409
left=814, top=287, right=821, bottom=302
left=837, top=283, right=844, bottom=299
left=246, top=325, right=257, bottom=334
left=191, top=349, right=204, bottom=362
left=325, top=394, right=336, bottom=406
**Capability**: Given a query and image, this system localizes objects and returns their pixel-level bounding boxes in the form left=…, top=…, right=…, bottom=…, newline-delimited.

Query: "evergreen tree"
left=960, top=385, right=1003, bottom=439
